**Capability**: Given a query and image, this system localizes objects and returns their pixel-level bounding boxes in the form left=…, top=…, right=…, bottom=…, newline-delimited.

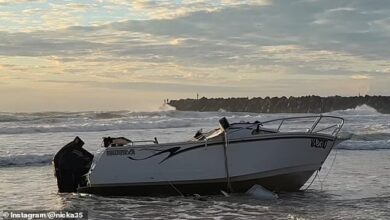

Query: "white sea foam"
left=351, top=133, right=390, bottom=141
left=0, top=111, right=258, bottom=134
left=0, top=153, right=53, bottom=167
left=0, top=120, right=195, bottom=134
left=158, top=103, right=176, bottom=111
left=330, top=104, right=380, bottom=115
left=336, top=140, right=390, bottom=150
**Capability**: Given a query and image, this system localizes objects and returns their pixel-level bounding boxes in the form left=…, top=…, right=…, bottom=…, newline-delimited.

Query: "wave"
left=158, top=103, right=176, bottom=111
left=0, top=120, right=194, bottom=134
left=0, top=103, right=383, bottom=124
left=0, top=110, right=258, bottom=134
left=0, top=153, right=53, bottom=167
left=0, top=111, right=136, bottom=123
left=351, top=133, right=390, bottom=141
left=336, top=140, right=390, bottom=150
left=330, top=104, right=380, bottom=115
left=0, top=110, right=192, bottom=123
left=0, top=110, right=253, bottom=122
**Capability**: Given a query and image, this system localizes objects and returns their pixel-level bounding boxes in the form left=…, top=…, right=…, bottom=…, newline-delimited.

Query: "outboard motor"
left=53, top=137, right=94, bottom=193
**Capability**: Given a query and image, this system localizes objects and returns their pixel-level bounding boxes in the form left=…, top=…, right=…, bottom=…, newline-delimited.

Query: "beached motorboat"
left=54, top=115, right=347, bottom=196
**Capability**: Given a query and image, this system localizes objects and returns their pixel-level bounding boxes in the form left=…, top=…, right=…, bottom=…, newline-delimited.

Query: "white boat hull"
left=78, top=133, right=338, bottom=195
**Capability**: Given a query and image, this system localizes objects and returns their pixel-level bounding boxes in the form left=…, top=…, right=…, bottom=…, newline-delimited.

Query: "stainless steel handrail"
left=260, top=115, right=345, bottom=137
left=130, top=137, right=159, bottom=146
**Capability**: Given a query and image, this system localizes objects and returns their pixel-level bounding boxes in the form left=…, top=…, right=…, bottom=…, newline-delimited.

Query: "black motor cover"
left=53, top=137, right=94, bottom=193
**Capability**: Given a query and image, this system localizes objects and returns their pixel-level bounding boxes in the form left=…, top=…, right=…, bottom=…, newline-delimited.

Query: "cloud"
left=2, top=1, right=390, bottom=64
left=103, top=1, right=390, bottom=60
left=351, top=74, right=372, bottom=80
left=38, top=79, right=258, bottom=94
left=0, top=0, right=44, bottom=5
left=0, top=0, right=389, bottom=109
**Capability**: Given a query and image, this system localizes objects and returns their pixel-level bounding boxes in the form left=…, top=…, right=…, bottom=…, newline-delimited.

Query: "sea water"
left=0, top=105, right=389, bottom=219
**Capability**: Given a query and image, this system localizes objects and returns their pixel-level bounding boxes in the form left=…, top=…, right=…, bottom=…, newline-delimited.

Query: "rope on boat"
left=223, top=131, right=233, bottom=192
left=319, top=141, right=338, bottom=191
left=303, top=139, right=338, bottom=191
left=160, top=164, right=184, bottom=196
left=302, top=169, right=319, bottom=191
left=168, top=181, right=184, bottom=197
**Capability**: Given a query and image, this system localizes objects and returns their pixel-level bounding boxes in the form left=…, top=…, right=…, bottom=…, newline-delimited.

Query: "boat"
left=53, top=115, right=347, bottom=196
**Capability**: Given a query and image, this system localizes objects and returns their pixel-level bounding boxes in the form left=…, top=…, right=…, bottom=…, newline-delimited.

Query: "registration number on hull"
left=311, top=138, right=328, bottom=149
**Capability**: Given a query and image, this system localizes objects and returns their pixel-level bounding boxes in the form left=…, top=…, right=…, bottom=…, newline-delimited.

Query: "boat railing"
left=130, top=137, right=159, bottom=146
left=260, top=115, right=344, bottom=137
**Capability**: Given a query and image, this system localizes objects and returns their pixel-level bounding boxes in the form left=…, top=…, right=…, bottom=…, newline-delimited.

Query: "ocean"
left=0, top=105, right=389, bottom=219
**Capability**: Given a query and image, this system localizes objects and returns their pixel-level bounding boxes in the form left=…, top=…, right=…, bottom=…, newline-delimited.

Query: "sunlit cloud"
left=351, top=74, right=372, bottom=80
left=0, top=0, right=45, bottom=5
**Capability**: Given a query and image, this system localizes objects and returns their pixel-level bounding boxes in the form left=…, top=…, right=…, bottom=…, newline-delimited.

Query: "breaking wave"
left=330, top=104, right=380, bottom=115
left=336, top=140, right=390, bottom=150
left=351, top=133, right=390, bottom=141
left=0, top=110, right=218, bottom=123
left=0, top=111, right=148, bottom=123
left=0, top=154, right=53, bottom=167
left=0, top=110, right=256, bottom=134
left=0, top=119, right=196, bottom=135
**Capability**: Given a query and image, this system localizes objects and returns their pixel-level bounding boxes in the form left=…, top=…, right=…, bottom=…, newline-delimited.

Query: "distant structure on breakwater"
left=168, top=95, right=390, bottom=114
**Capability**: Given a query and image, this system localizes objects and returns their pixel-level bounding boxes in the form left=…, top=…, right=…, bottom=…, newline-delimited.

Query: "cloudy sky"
left=0, top=0, right=389, bottom=112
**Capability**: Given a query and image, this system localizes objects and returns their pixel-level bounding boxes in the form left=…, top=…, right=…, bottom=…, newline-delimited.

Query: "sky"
left=0, top=0, right=389, bottom=112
